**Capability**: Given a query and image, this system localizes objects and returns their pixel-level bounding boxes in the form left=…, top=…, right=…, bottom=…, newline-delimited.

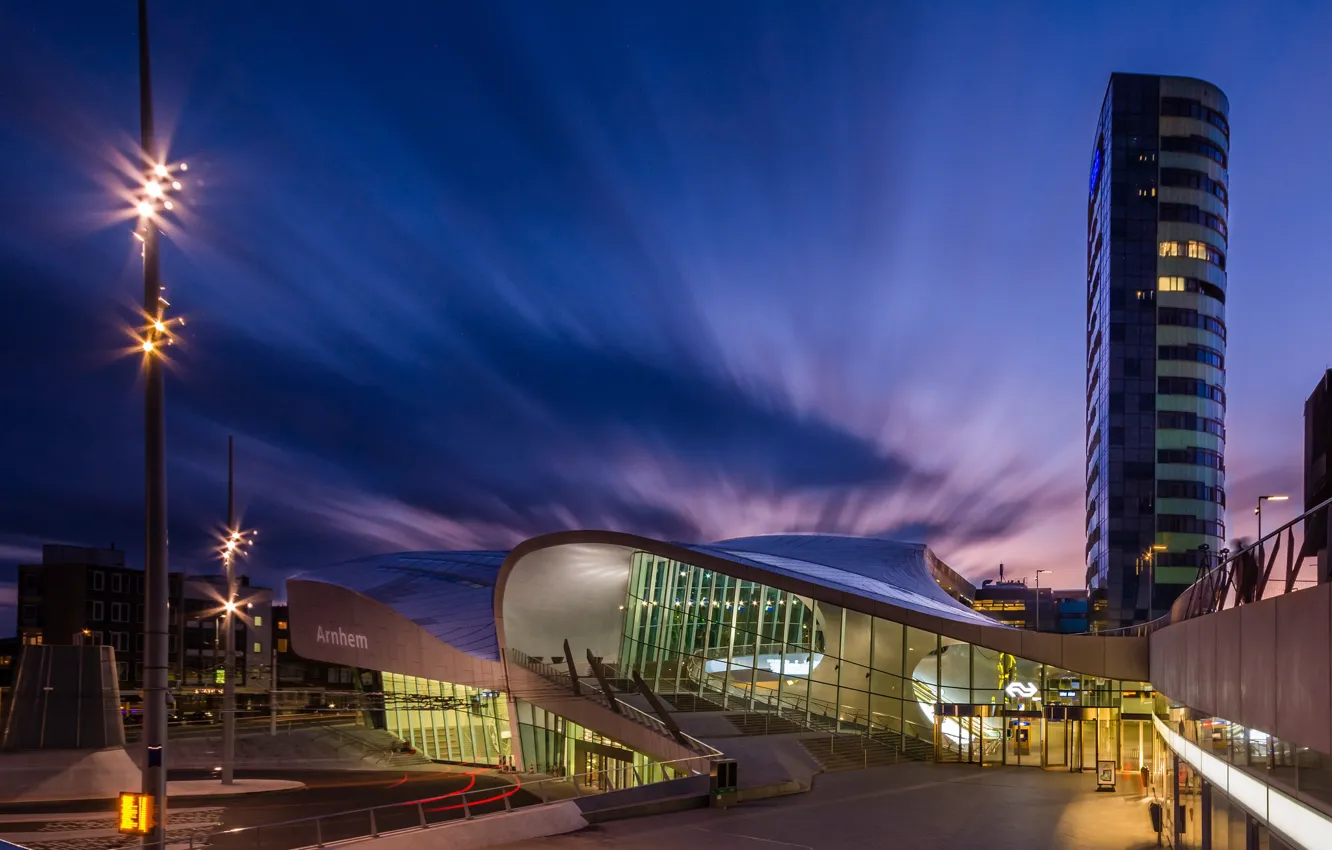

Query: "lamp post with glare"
left=1034, top=570, right=1052, bottom=632
left=136, top=2, right=170, bottom=843
left=219, top=436, right=256, bottom=786
left=1144, top=544, right=1167, bottom=621
left=1255, top=495, right=1289, bottom=548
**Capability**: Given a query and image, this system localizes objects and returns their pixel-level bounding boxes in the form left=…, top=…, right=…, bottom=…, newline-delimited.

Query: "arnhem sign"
left=316, top=625, right=369, bottom=649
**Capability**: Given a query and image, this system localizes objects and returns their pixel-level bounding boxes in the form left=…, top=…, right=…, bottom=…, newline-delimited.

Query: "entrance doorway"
left=573, top=740, right=636, bottom=790
left=1004, top=714, right=1042, bottom=766
left=1044, top=706, right=1118, bottom=772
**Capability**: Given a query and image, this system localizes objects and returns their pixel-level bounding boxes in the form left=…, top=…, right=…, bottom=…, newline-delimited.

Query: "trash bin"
left=710, top=759, right=738, bottom=808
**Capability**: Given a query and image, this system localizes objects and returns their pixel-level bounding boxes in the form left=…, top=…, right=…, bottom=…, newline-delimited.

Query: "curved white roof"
left=689, top=534, right=994, bottom=626
left=297, top=531, right=998, bottom=666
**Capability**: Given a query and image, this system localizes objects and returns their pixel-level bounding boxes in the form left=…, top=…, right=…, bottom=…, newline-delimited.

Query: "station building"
left=287, top=532, right=1153, bottom=779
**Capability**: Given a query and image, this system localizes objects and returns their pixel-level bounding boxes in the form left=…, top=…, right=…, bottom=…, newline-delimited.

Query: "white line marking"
left=692, top=826, right=815, bottom=849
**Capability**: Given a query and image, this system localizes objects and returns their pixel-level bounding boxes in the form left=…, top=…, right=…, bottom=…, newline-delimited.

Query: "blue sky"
left=2, top=1, right=1329, bottom=630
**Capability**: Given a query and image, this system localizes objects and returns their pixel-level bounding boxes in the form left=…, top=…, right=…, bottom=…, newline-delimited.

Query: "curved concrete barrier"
left=323, top=800, right=588, bottom=850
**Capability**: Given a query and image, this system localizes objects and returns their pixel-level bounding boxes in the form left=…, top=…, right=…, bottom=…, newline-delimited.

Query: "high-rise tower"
left=1086, top=74, right=1229, bottom=630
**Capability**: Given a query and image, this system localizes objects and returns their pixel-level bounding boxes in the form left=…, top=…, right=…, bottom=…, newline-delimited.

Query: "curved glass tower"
left=1085, top=73, right=1229, bottom=630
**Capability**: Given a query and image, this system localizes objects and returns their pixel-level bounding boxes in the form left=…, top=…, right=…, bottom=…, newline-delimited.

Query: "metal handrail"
left=178, top=754, right=713, bottom=849
left=507, top=649, right=723, bottom=757
left=1097, top=494, right=1332, bottom=636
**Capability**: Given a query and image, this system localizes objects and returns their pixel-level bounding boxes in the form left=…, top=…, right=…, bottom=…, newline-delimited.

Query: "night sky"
left=2, top=1, right=1330, bottom=631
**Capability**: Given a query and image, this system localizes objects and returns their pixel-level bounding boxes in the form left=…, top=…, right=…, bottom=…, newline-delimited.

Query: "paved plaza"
left=495, top=763, right=1161, bottom=850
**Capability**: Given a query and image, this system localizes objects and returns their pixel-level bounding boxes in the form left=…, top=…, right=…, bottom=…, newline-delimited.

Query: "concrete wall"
left=288, top=580, right=505, bottom=691
left=335, top=800, right=587, bottom=849
left=1150, top=582, right=1332, bottom=755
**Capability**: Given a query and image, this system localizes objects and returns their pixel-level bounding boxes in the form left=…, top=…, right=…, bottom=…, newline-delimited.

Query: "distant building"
left=0, top=635, right=18, bottom=730
left=1307, top=369, right=1332, bottom=582
left=271, top=603, right=369, bottom=703
left=15, top=544, right=272, bottom=708
left=973, top=580, right=1089, bottom=633
left=175, top=573, right=273, bottom=712
left=1085, top=73, right=1231, bottom=630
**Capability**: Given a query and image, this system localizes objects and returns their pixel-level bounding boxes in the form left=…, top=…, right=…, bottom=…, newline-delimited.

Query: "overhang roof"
left=685, top=534, right=996, bottom=627
left=300, top=551, right=506, bottom=660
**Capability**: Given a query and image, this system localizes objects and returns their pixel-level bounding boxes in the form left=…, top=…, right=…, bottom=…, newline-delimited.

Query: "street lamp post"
left=222, top=436, right=236, bottom=785
left=1256, top=495, right=1289, bottom=548
left=1034, top=570, right=1051, bottom=632
left=218, top=441, right=256, bottom=786
left=1145, top=544, right=1167, bottom=621
left=136, top=2, right=169, bottom=844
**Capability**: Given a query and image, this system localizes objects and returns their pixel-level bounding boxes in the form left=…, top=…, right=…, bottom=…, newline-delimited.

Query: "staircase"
left=506, top=650, right=722, bottom=762
left=665, top=693, right=726, bottom=713
left=724, top=712, right=805, bottom=736
left=800, top=728, right=934, bottom=772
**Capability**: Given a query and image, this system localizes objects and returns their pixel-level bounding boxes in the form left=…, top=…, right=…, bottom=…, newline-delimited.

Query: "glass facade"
left=1145, top=710, right=1322, bottom=849
left=1152, top=709, right=1329, bottom=848
left=382, top=671, right=676, bottom=783
left=513, top=700, right=678, bottom=789
left=618, top=551, right=1155, bottom=769
left=382, top=672, right=511, bottom=764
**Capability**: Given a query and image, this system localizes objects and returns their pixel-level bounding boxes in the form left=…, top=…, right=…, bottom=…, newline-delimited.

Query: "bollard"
left=314, top=818, right=324, bottom=848
left=503, top=790, right=513, bottom=812
left=417, top=802, right=427, bottom=828
left=370, top=808, right=378, bottom=838
left=463, top=793, right=472, bottom=819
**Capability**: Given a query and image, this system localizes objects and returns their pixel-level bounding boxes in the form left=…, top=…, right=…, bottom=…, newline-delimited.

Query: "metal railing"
left=123, top=711, right=356, bottom=742
left=507, top=649, right=723, bottom=758
left=1098, top=495, right=1332, bottom=637
left=175, top=755, right=712, bottom=849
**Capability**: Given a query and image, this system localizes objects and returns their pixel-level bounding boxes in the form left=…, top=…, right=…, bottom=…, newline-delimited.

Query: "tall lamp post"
left=1255, top=494, right=1289, bottom=547
left=1144, top=544, right=1167, bottom=621
left=219, top=438, right=256, bottom=786
left=136, top=1, right=172, bottom=843
left=1033, top=569, right=1051, bottom=632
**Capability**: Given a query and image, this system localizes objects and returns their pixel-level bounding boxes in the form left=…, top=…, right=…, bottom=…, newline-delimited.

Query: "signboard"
left=1096, top=760, right=1117, bottom=790
left=214, top=667, right=225, bottom=684
left=1004, top=681, right=1038, bottom=700
left=118, top=792, right=155, bottom=835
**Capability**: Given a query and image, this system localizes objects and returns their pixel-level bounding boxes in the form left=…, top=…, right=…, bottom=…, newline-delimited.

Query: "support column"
left=1200, top=778, right=1212, bottom=849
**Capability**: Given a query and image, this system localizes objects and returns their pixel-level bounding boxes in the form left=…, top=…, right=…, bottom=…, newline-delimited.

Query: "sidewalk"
left=0, top=806, right=222, bottom=850
left=1, top=777, right=306, bottom=806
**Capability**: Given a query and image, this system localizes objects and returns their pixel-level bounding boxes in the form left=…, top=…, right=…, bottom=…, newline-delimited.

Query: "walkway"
left=492, top=763, right=1161, bottom=850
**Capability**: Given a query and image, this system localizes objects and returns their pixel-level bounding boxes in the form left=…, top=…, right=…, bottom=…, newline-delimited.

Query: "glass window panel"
left=938, top=639, right=971, bottom=704
left=904, top=626, right=939, bottom=738
left=870, top=616, right=903, bottom=681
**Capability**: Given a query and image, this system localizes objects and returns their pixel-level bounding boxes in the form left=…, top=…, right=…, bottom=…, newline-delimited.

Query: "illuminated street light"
left=216, top=436, right=258, bottom=786
left=1256, top=495, right=1290, bottom=547
left=136, top=1, right=170, bottom=840
left=1033, top=569, right=1052, bottom=632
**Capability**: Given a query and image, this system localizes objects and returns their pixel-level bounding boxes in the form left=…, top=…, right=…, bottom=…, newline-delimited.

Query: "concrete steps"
left=723, top=713, right=805, bottom=736
left=800, top=731, right=934, bottom=772
left=663, top=692, right=726, bottom=712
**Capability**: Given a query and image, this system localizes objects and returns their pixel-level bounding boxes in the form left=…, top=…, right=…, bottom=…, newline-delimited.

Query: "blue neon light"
left=1089, top=148, right=1103, bottom=196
